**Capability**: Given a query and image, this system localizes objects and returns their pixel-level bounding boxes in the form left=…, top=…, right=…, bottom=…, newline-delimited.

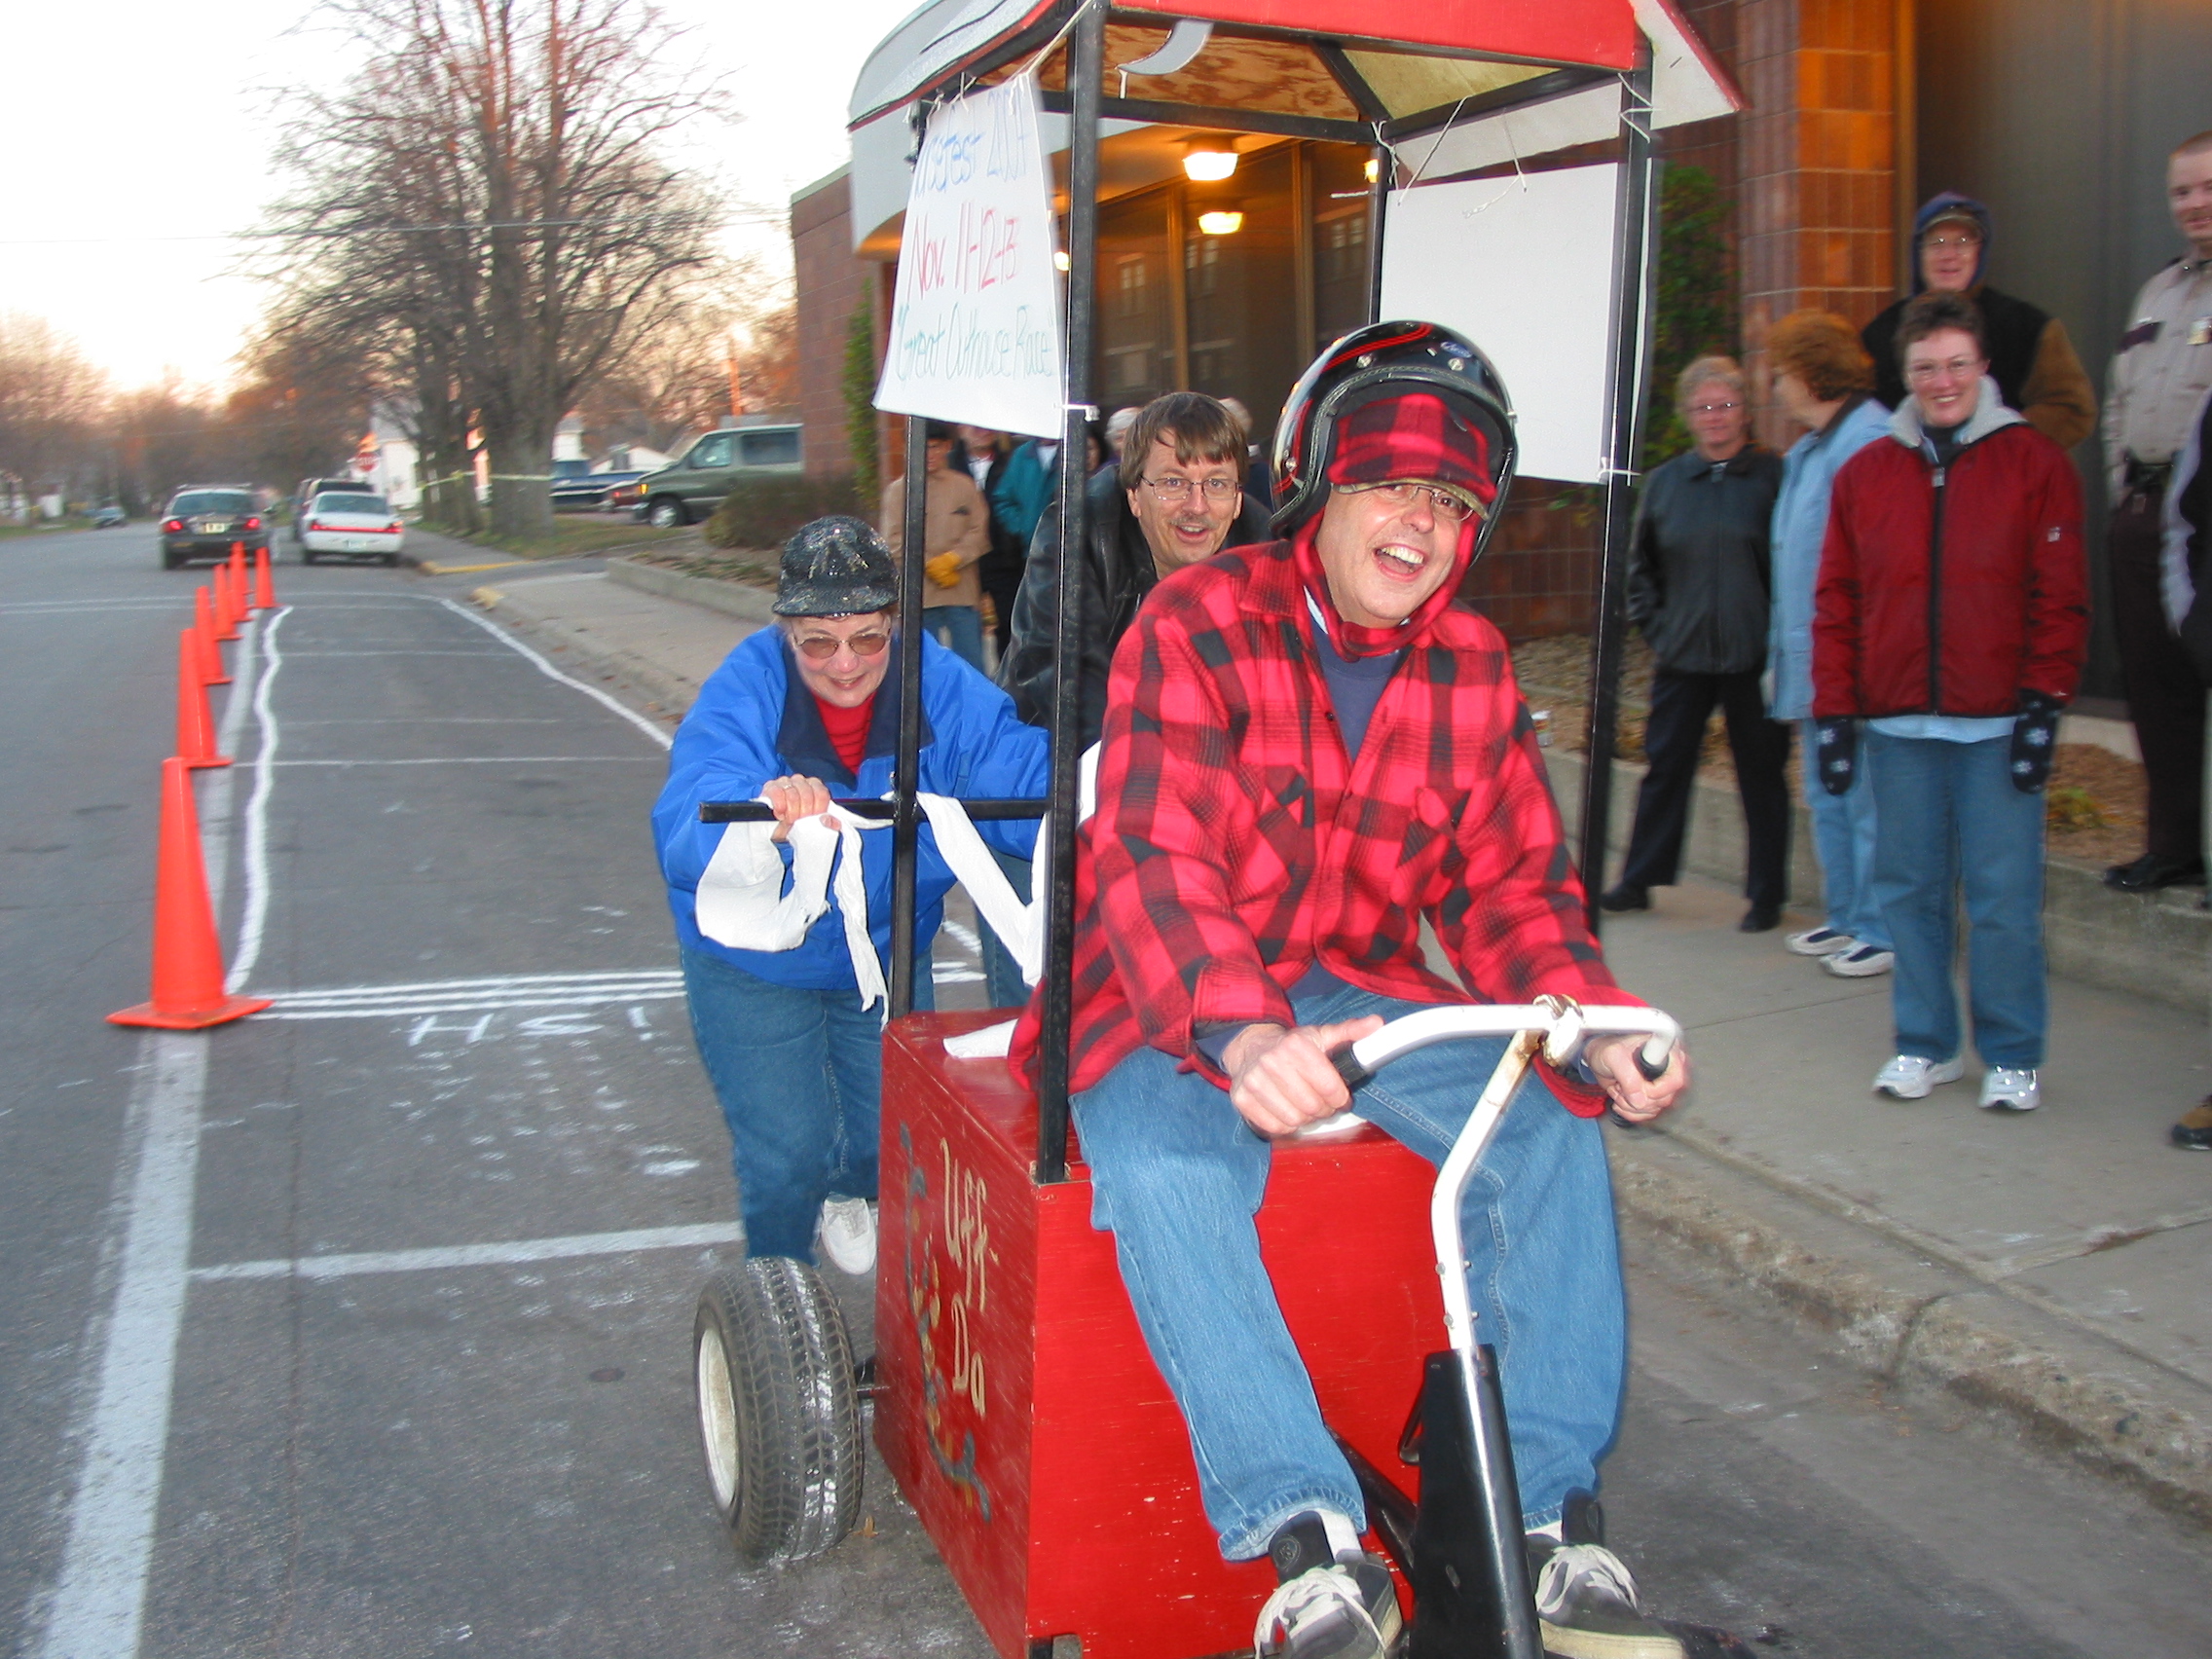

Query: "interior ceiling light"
left=1364, top=157, right=1381, bottom=184
left=1053, top=249, right=1071, bottom=272
left=1183, top=140, right=1238, bottom=182
left=1198, top=210, right=1244, bottom=236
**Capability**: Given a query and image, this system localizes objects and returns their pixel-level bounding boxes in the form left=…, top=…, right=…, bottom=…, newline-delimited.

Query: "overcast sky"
left=1, top=0, right=922, bottom=393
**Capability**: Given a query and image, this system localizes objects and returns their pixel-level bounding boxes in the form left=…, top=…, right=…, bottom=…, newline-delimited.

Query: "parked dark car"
left=160, top=488, right=268, bottom=570
left=92, top=504, right=127, bottom=529
left=551, top=467, right=649, bottom=511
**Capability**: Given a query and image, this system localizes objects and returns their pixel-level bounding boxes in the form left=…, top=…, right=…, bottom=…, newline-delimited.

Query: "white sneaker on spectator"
left=816, top=1198, right=877, bottom=1274
left=1822, top=943, right=1895, bottom=977
left=1786, top=926, right=1856, bottom=957
left=1873, top=1053, right=1965, bottom=1099
left=1978, top=1067, right=2041, bottom=1112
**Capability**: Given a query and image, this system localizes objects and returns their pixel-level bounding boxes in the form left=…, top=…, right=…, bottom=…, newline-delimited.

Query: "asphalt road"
left=2, top=524, right=2204, bottom=1659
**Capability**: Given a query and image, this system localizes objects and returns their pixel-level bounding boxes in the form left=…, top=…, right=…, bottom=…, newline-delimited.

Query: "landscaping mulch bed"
left=624, top=546, right=779, bottom=589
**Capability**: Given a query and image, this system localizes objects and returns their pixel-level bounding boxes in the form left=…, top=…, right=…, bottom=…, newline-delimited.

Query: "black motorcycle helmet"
left=1269, top=320, right=1518, bottom=560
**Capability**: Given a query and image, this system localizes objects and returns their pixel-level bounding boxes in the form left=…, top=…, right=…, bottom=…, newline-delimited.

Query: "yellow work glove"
left=925, top=551, right=963, bottom=590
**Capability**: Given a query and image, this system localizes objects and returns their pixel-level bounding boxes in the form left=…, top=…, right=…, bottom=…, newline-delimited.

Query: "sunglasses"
left=791, top=628, right=892, bottom=661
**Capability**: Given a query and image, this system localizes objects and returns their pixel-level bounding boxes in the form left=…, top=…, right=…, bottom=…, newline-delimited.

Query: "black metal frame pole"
left=1366, top=139, right=1390, bottom=324
left=1577, top=53, right=1657, bottom=938
left=1034, top=0, right=1105, bottom=1186
left=889, top=404, right=929, bottom=1015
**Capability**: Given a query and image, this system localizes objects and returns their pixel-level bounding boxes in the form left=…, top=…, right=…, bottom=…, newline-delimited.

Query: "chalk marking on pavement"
left=227, top=607, right=288, bottom=991
left=435, top=595, right=674, bottom=750
left=268, top=755, right=662, bottom=766
left=36, top=617, right=265, bottom=1659
left=189, top=1223, right=744, bottom=1283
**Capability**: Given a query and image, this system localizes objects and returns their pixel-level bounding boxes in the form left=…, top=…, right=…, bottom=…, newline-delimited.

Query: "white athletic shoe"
left=816, top=1197, right=877, bottom=1274
left=1872, top=1053, right=1966, bottom=1099
left=1822, top=943, right=1895, bottom=978
left=1786, top=926, right=1856, bottom=957
left=1978, top=1067, right=2042, bottom=1113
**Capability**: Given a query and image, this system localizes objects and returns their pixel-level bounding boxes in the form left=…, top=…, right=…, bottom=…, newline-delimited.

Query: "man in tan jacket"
left=881, top=420, right=991, bottom=671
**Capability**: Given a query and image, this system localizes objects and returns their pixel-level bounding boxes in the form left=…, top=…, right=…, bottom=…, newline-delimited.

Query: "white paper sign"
left=1379, top=164, right=1621, bottom=484
left=874, top=75, right=1065, bottom=440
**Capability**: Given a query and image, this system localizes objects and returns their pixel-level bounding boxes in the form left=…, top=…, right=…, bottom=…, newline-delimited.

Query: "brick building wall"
left=792, top=169, right=875, bottom=482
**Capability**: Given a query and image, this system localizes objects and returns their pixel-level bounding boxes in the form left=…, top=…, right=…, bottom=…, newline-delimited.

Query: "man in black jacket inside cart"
left=1601, top=354, right=1791, bottom=931
left=998, top=390, right=1271, bottom=750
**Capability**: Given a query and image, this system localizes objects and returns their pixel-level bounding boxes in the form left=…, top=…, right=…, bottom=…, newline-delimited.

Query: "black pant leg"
left=1716, top=669, right=1793, bottom=907
left=1618, top=669, right=1717, bottom=890
left=2110, top=487, right=2206, bottom=862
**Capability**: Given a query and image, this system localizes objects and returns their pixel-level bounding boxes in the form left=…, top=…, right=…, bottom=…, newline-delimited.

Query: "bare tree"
left=0, top=313, right=109, bottom=517
left=572, top=255, right=793, bottom=457
left=266, top=0, right=725, bottom=537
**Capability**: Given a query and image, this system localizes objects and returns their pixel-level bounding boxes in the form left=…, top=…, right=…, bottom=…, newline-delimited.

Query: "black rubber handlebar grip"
left=1328, top=1044, right=1376, bottom=1094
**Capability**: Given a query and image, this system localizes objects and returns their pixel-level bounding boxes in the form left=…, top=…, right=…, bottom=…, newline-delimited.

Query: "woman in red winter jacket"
left=1812, top=291, right=2088, bottom=1114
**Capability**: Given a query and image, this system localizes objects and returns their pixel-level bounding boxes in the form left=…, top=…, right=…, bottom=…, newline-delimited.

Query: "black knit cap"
left=772, top=515, right=898, bottom=617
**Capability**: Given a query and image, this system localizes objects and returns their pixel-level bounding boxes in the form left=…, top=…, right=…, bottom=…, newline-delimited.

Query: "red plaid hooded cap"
left=1323, top=389, right=1501, bottom=515
left=1295, top=390, right=1501, bottom=657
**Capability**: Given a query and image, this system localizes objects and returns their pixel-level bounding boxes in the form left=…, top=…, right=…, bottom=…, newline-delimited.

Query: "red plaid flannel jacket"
left=1010, top=536, right=1629, bottom=1110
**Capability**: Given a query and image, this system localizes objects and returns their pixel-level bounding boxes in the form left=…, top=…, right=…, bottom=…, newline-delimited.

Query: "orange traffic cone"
left=195, top=588, right=232, bottom=684
left=252, top=544, right=276, bottom=609
left=229, top=539, right=247, bottom=597
left=174, top=630, right=231, bottom=768
left=109, top=757, right=272, bottom=1028
left=211, top=564, right=240, bottom=641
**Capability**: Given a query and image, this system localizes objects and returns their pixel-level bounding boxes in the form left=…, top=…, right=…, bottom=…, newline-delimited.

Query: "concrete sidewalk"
left=441, top=556, right=2212, bottom=1529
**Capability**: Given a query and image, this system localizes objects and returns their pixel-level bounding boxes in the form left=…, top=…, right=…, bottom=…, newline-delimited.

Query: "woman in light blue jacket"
left=1766, top=312, right=1896, bottom=977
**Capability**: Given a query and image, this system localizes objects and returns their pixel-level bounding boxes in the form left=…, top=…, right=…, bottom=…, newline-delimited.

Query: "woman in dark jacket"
left=1601, top=356, right=1791, bottom=930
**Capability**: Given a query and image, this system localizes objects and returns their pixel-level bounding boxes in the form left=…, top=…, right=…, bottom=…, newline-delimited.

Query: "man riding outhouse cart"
left=683, top=4, right=1744, bottom=1655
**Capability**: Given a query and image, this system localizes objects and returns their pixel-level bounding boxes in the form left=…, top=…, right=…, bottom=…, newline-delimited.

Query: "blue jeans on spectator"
left=977, top=848, right=1033, bottom=1010
left=1072, top=979, right=1624, bottom=1559
left=682, top=943, right=931, bottom=1261
left=1801, top=719, right=1890, bottom=949
left=1864, top=731, right=2047, bottom=1068
left=923, top=604, right=986, bottom=673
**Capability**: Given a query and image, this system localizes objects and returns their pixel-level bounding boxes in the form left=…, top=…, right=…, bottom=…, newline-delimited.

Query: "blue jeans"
left=1801, top=719, right=1889, bottom=949
left=1072, top=980, right=1625, bottom=1559
left=1864, top=731, right=2047, bottom=1067
left=682, top=944, right=930, bottom=1261
left=922, top=604, right=985, bottom=673
left=977, top=849, right=1033, bottom=1010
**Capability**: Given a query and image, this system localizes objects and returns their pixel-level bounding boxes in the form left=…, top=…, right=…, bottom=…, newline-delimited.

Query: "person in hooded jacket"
left=1862, top=192, right=2097, bottom=451
left=1600, top=356, right=1790, bottom=932
left=1815, top=293, right=2088, bottom=1116
left=652, top=517, right=1049, bottom=1274
left=1764, top=312, right=1898, bottom=979
left=1009, top=323, right=1693, bottom=1659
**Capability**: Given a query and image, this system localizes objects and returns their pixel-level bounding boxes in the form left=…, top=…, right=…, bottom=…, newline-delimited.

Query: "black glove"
left=1814, top=718, right=1859, bottom=796
left=2009, top=690, right=2063, bottom=793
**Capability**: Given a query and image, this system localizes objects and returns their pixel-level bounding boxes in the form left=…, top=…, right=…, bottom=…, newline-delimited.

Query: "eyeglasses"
left=791, top=628, right=892, bottom=660
left=1334, top=479, right=1486, bottom=523
left=1687, top=400, right=1742, bottom=416
left=1923, top=234, right=1982, bottom=250
left=1140, top=475, right=1241, bottom=502
left=1903, top=356, right=1984, bottom=384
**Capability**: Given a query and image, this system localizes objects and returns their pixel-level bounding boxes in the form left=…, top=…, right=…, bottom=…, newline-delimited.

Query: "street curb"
left=603, top=555, right=777, bottom=625
left=463, top=583, right=703, bottom=721
left=1611, top=1128, right=2212, bottom=1529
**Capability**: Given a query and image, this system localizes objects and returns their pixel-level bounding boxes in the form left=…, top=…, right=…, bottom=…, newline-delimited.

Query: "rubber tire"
left=383, top=552, right=400, bottom=567
left=302, top=548, right=318, bottom=565
left=648, top=497, right=689, bottom=529
left=163, top=552, right=182, bottom=571
left=693, top=1258, right=863, bottom=1564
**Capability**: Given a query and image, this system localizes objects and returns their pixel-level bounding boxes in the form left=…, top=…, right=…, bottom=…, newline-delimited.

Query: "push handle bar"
left=698, top=796, right=1049, bottom=824
left=1326, top=1002, right=1678, bottom=1094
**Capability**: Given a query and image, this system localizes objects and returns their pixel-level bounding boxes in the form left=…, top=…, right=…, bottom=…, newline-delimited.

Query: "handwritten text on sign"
left=873, top=74, right=1064, bottom=439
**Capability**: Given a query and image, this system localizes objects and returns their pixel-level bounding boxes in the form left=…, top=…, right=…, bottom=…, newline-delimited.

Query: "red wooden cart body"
left=876, top=1011, right=1438, bottom=1659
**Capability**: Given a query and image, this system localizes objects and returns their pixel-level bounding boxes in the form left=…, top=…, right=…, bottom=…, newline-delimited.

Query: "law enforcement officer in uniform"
left=2101, top=129, right=2212, bottom=891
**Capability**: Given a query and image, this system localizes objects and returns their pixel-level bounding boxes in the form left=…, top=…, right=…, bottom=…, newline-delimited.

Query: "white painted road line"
left=436, top=595, right=675, bottom=751
left=269, top=755, right=663, bottom=766
left=190, top=1222, right=745, bottom=1283
left=34, top=1035, right=209, bottom=1659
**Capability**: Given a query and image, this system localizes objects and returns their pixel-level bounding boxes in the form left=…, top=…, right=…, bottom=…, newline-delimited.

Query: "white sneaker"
left=816, top=1198, right=877, bottom=1274
left=1823, top=943, right=1895, bottom=977
left=1872, top=1053, right=1966, bottom=1099
left=1979, top=1067, right=2042, bottom=1112
left=1786, top=926, right=1856, bottom=957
